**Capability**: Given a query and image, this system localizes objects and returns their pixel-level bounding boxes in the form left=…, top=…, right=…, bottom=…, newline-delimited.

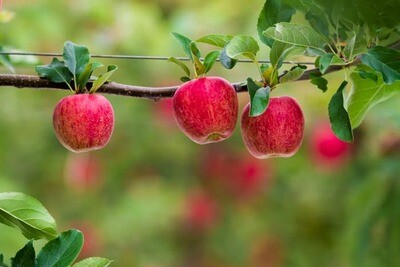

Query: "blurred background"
left=1, top=1, right=400, bottom=266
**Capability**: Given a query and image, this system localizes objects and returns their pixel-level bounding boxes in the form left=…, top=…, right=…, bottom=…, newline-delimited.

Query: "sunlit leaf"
left=196, top=34, right=233, bottom=48
left=0, top=192, right=57, bottom=240
left=171, top=32, right=200, bottom=61
left=347, top=71, right=400, bottom=128
left=72, top=257, right=113, bottom=267
left=90, top=65, right=118, bottom=93
left=264, top=22, right=326, bottom=54
left=257, top=0, right=295, bottom=47
left=225, top=35, right=259, bottom=61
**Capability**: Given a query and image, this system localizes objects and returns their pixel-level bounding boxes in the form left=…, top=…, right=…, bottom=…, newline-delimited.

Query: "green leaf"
left=167, top=57, right=191, bottom=77
left=257, top=0, right=295, bottom=47
left=361, top=46, right=400, bottom=84
left=0, top=192, right=57, bottom=240
left=180, top=76, right=191, bottom=82
left=328, top=81, right=353, bottom=142
left=304, top=9, right=330, bottom=37
left=36, top=229, right=83, bottom=267
left=0, top=46, right=15, bottom=73
left=77, top=62, right=103, bottom=91
left=279, top=65, right=307, bottom=84
left=247, top=77, right=270, bottom=117
left=225, top=35, right=260, bottom=62
left=11, top=240, right=35, bottom=267
left=318, top=53, right=346, bottom=74
left=203, top=51, right=220, bottom=74
left=90, top=65, right=118, bottom=93
left=270, top=41, right=305, bottom=69
left=309, top=72, right=328, bottom=92
left=72, top=257, right=113, bottom=267
left=196, top=34, right=233, bottom=48
left=63, top=41, right=90, bottom=89
left=0, top=254, right=8, bottom=267
left=35, top=58, right=73, bottom=88
left=264, top=22, right=326, bottom=54
left=220, top=47, right=237, bottom=69
left=347, top=71, right=400, bottom=128
left=358, top=69, right=378, bottom=83
left=171, top=32, right=199, bottom=61
left=343, top=29, right=367, bottom=60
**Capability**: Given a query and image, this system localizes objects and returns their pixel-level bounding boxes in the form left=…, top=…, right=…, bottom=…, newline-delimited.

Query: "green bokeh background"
left=1, top=1, right=400, bottom=266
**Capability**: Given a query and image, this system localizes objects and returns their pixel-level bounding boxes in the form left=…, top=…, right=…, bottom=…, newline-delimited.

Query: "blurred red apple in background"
left=183, top=190, right=218, bottom=231
left=153, top=98, right=178, bottom=130
left=310, top=122, right=352, bottom=169
left=64, top=152, right=102, bottom=192
left=241, top=96, right=304, bottom=159
left=173, top=77, right=238, bottom=144
left=71, top=221, right=104, bottom=259
left=200, top=147, right=272, bottom=200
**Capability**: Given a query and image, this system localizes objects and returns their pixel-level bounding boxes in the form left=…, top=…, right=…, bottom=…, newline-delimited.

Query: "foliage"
left=35, top=42, right=117, bottom=94
left=0, top=192, right=111, bottom=267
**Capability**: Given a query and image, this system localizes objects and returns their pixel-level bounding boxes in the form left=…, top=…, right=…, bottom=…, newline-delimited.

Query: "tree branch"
left=0, top=64, right=345, bottom=99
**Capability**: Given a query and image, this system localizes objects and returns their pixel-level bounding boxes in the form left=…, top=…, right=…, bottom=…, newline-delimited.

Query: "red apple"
left=241, top=96, right=304, bottom=159
left=153, top=98, right=177, bottom=130
left=310, top=122, right=352, bottom=168
left=184, top=191, right=218, bottom=231
left=173, top=76, right=238, bottom=144
left=71, top=221, right=103, bottom=259
left=53, top=94, right=114, bottom=152
left=64, top=152, right=102, bottom=192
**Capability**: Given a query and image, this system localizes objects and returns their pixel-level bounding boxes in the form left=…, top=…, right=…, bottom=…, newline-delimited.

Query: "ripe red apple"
left=53, top=94, right=114, bottom=152
left=241, top=96, right=304, bottom=159
left=310, top=122, right=352, bottom=168
left=173, top=76, right=238, bottom=144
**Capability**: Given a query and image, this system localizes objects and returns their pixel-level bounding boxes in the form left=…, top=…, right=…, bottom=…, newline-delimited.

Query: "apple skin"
left=173, top=76, right=238, bottom=144
left=53, top=94, right=114, bottom=153
left=241, top=96, right=304, bottom=159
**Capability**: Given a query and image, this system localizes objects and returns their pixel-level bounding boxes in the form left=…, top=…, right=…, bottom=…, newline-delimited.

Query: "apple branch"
left=0, top=64, right=346, bottom=99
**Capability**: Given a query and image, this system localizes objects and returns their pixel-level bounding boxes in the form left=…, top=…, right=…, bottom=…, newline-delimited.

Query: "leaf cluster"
left=35, top=41, right=118, bottom=94
left=169, top=0, right=400, bottom=142
left=0, top=192, right=112, bottom=267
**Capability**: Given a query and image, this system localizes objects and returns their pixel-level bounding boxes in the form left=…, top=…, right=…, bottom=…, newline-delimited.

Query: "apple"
left=184, top=191, right=218, bottom=231
left=241, top=96, right=304, bottom=159
left=71, top=221, right=103, bottom=259
left=53, top=94, right=114, bottom=152
left=173, top=76, right=238, bottom=144
left=310, top=122, right=352, bottom=168
left=64, top=152, right=102, bottom=192
left=153, top=98, right=177, bottom=130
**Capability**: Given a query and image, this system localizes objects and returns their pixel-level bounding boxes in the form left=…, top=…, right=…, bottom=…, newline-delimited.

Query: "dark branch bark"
left=0, top=64, right=345, bottom=99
